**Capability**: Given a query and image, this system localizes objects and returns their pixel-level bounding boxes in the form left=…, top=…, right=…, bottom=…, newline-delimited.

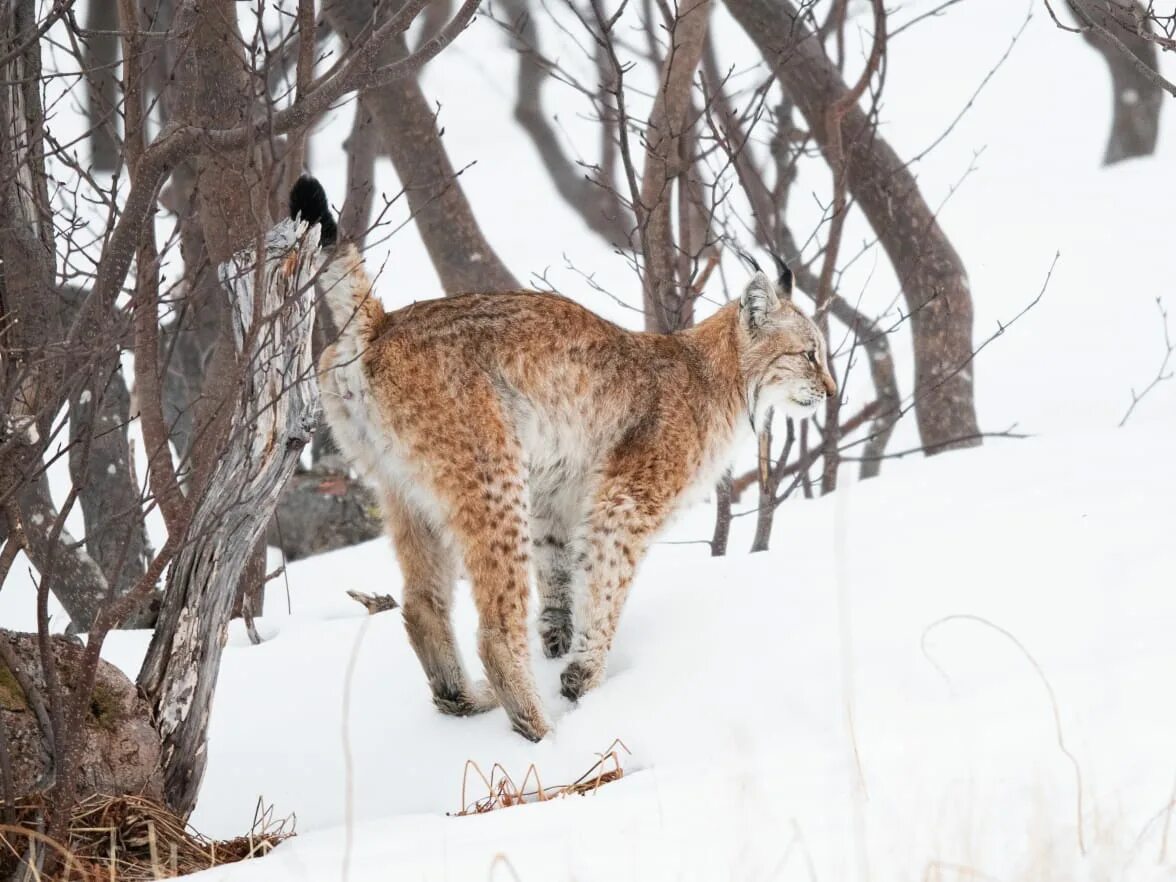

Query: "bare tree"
left=0, top=0, right=490, bottom=847
left=723, top=0, right=981, bottom=455
left=325, top=0, right=520, bottom=293
left=1056, top=0, right=1168, bottom=164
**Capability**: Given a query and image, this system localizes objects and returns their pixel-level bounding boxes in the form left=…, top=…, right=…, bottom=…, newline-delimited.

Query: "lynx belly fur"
left=290, top=176, right=836, bottom=741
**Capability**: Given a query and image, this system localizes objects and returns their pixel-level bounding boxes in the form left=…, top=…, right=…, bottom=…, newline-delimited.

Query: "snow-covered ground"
left=8, top=0, right=1176, bottom=878
left=97, top=422, right=1176, bottom=882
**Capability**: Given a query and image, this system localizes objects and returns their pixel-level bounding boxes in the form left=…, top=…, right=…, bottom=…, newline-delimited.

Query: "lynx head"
left=737, top=256, right=837, bottom=430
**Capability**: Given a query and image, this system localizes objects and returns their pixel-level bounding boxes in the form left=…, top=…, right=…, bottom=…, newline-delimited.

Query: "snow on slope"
left=92, top=422, right=1176, bottom=881
left=8, top=0, right=1173, bottom=878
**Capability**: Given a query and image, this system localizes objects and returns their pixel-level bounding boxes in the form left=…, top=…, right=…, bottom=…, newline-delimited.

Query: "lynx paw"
left=559, top=659, right=603, bottom=702
left=508, top=710, right=550, bottom=743
left=433, top=680, right=499, bottom=717
left=539, top=608, right=573, bottom=659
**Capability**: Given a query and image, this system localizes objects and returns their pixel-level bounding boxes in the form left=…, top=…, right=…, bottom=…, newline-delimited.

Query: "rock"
left=267, top=465, right=383, bottom=561
left=0, top=629, right=163, bottom=801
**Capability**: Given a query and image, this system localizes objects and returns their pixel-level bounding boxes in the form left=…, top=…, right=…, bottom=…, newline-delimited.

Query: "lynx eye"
left=804, top=349, right=817, bottom=365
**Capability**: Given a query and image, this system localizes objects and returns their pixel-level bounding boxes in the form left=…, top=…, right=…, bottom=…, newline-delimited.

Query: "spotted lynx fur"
left=290, top=176, right=836, bottom=741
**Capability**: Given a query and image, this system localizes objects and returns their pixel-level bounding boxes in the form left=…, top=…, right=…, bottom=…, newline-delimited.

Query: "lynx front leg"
left=560, top=467, right=674, bottom=702
left=531, top=476, right=585, bottom=659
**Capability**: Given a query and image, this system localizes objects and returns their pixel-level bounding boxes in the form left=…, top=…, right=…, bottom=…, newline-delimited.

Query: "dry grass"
left=0, top=794, right=293, bottom=880
left=451, top=739, right=630, bottom=816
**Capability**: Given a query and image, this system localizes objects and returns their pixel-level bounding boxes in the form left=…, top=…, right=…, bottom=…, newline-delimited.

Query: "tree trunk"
left=138, top=219, right=321, bottom=816
left=8, top=476, right=111, bottom=629
left=0, top=0, right=61, bottom=446
left=724, top=0, right=981, bottom=452
left=83, top=0, right=121, bottom=172
left=710, top=469, right=732, bottom=556
left=339, top=94, right=380, bottom=251
left=639, top=0, right=712, bottom=332
left=1066, top=0, right=1163, bottom=164
left=325, top=0, right=519, bottom=294
left=500, top=0, right=631, bottom=247
left=0, top=0, right=126, bottom=631
left=68, top=359, right=154, bottom=626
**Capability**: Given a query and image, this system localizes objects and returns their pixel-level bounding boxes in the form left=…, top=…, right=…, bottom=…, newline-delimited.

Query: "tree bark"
left=0, top=0, right=61, bottom=446
left=68, top=359, right=154, bottom=625
left=639, top=0, right=712, bottom=332
left=339, top=94, right=380, bottom=250
left=325, top=0, right=519, bottom=294
left=724, top=0, right=981, bottom=452
left=83, top=0, right=121, bottom=172
left=710, top=469, right=732, bottom=556
left=138, top=219, right=321, bottom=816
left=1066, top=0, right=1163, bottom=164
left=0, top=0, right=125, bottom=632
left=135, top=0, right=301, bottom=816
left=500, top=0, right=631, bottom=247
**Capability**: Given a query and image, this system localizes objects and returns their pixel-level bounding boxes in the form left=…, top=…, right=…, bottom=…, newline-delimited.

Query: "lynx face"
left=738, top=270, right=837, bottom=430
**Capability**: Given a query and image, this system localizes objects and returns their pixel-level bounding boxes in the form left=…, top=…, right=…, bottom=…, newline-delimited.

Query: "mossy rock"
left=88, top=681, right=125, bottom=732
left=0, top=662, right=27, bottom=711
left=0, top=629, right=163, bottom=801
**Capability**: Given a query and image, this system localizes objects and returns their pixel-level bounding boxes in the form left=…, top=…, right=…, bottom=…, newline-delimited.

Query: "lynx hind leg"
left=424, top=408, right=550, bottom=741
left=531, top=475, right=583, bottom=659
left=386, top=493, right=497, bottom=717
left=561, top=456, right=674, bottom=702
left=456, top=481, right=551, bottom=741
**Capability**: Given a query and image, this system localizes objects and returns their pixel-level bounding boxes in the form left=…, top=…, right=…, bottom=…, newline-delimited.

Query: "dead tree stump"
left=138, top=219, right=321, bottom=816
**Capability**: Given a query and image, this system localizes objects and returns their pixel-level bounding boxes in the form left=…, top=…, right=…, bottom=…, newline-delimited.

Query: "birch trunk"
left=137, top=220, right=321, bottom=815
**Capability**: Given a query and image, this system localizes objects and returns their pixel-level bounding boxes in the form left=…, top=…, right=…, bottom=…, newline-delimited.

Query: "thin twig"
left=1119, top=298, right=1173, bottom=427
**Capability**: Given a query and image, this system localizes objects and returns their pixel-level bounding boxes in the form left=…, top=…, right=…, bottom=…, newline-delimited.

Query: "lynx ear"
left=771, top=254, right=793, bottom=299
left=740, top=271, right=780, bottom=331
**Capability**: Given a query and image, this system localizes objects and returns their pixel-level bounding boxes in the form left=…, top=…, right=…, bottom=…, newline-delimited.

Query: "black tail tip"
left=289, top=174, right=338, bottom=248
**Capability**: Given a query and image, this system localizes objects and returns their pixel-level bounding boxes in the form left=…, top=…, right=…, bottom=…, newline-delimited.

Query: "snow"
left=9, top=0, right=1176, bottom=878
left=94, top=422, right=1176, bottom=882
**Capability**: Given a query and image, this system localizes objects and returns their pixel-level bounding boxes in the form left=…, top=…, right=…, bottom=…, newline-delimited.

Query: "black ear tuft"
left=289, top=174, right=337, bottom=247
left=771, top=253, right=793, bottom=296
left=734, top=246, right=763, bottom=275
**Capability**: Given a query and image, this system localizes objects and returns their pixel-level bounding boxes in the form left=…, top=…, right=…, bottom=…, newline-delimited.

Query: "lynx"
left=291, top=176, right=836, bottom=741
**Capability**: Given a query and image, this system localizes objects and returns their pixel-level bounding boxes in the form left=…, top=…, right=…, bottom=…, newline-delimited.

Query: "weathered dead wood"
left=346, top=590, right=399, bottom=615
left=138, top=219, right=321, bottom=816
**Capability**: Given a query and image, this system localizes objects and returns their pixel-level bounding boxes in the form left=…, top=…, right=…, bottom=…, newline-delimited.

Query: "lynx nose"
left=821, top=371, right=837, bottom=397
